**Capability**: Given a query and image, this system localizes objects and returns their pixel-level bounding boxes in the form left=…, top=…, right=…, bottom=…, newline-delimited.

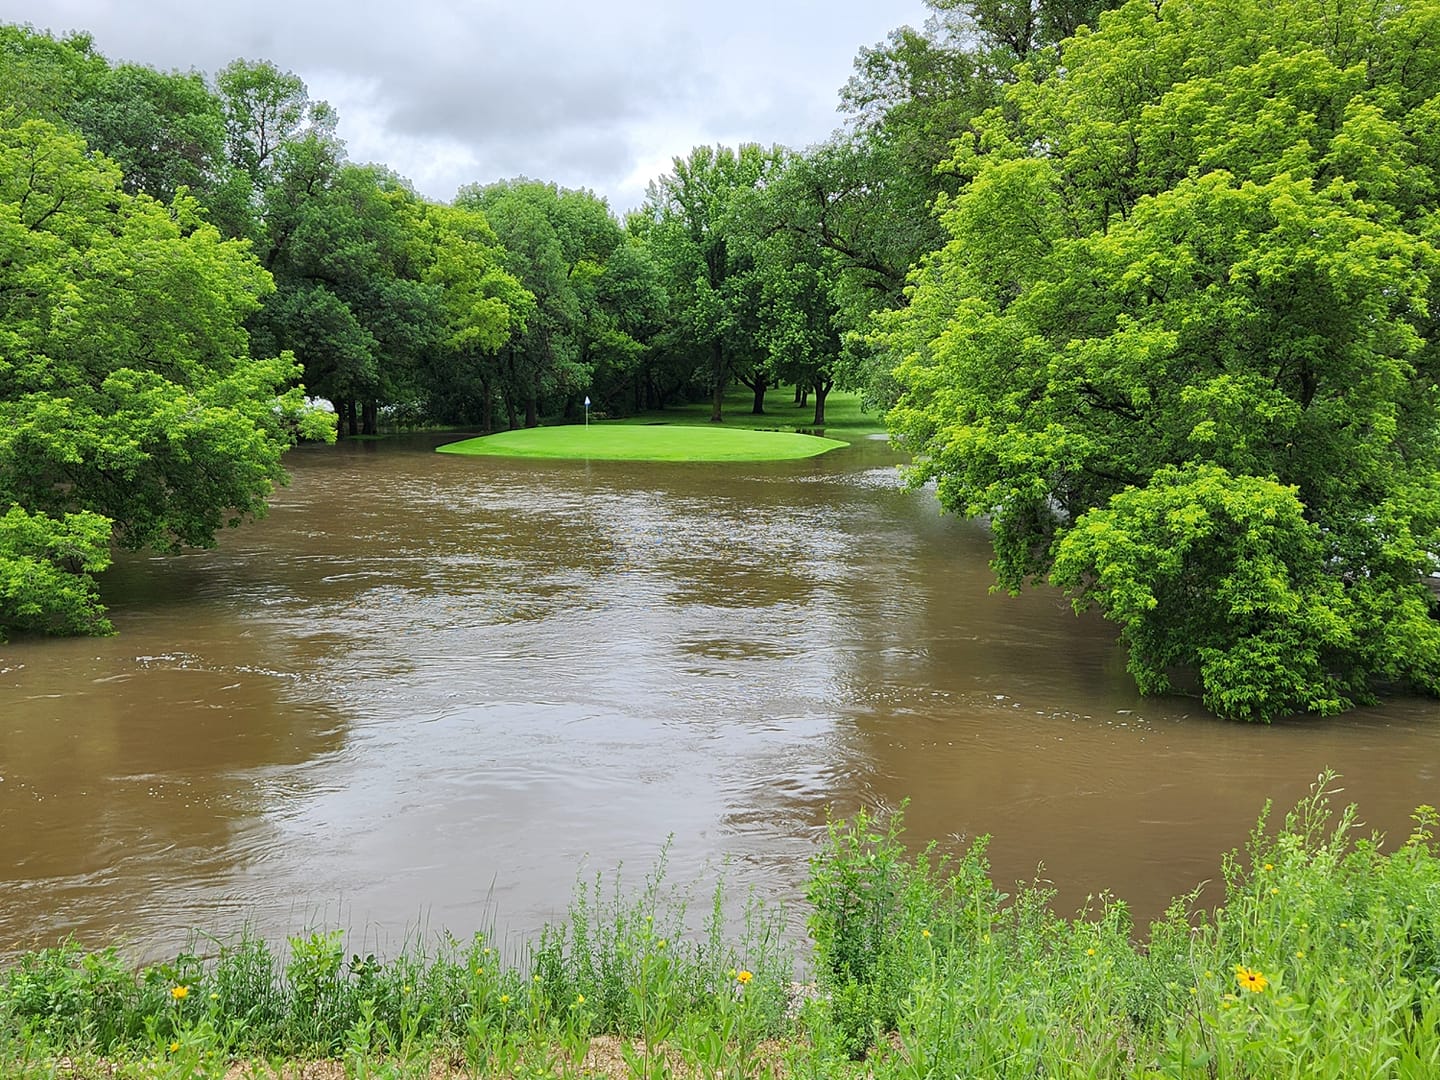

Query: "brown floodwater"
left=2, top=432, right=1438, bottom=959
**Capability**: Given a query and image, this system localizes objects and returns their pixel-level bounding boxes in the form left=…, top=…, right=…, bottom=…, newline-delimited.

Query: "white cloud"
left=1, top=0, right=931, bottom=212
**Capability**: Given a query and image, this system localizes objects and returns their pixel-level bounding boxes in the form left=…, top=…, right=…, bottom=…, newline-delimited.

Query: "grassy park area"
left=436, top=424, right=848, bottom=462
left=435, top=389, right=871, bottom=462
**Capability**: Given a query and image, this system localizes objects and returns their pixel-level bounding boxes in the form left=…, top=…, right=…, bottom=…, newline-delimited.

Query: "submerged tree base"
left=436, top=425, right=848, bottom=462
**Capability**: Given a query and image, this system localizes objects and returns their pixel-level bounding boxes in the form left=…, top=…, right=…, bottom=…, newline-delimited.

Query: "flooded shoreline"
left=3, top=434, right=1436, bottom=957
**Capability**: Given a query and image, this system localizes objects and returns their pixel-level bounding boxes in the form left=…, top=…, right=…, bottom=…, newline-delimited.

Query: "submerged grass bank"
left=436, top=424, right=848, bottom=462
left=4, top=775, right=1438, bottom=1078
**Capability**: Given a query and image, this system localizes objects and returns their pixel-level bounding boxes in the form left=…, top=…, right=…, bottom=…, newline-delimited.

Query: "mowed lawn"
left=436, top=423, right=848, bottom=462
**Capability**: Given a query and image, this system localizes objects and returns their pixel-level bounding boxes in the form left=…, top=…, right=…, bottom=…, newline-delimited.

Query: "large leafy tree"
left=637, top=144, right=780, bottom=422
left=778, top=0, right=1125, bottom=409
left=888, top=0, right=1440, bottom=720
left=456, top=180, right=631, bottom=428
left=0, top=26, right=251, bottom=237
left=416, top=202, right=533, bottom=429
left=255, top=156, right=443, bottom=436
left=215, top=58, right=335, bottom=195
left=0, top=120, right=331, bottom=639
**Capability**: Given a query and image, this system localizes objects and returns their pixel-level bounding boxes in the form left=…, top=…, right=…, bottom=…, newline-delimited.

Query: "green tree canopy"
left=887, top=0, right=1440, bottom=720
left=637, top=144, right=782, bottom=422
left=456, top=179, right=631, bottom=428
left=0, top=119, right=332, bottom=639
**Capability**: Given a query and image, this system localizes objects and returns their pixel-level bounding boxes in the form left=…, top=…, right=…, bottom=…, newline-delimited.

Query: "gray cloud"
left=1, top=0, right=930, bottom=210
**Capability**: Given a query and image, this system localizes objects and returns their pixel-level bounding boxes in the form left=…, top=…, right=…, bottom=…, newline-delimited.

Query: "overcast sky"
left=2, top=0, right=932, bottom=212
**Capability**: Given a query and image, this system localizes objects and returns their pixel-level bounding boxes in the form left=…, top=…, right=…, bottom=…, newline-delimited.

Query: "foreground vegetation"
left=4, top=776, right=1437, bottom=1078
left=437, top=425, right=848, bottom=463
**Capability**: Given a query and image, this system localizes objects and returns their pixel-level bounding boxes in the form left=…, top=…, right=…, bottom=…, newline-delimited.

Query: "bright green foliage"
left=0, top=26, right=252, bottom=239
left=888, top=0, right=1440, bottom=719
left=0, top=118, right=331, bottom=637
left=1052, top=466, right=1440, bottom=720
left=416, top=201, right=533, bottom=424
left=806, top=807, right=1002, bottom=1059
left=0, top=506, right=113, bottom=639
left=0, top=852, right=792, bottom=1071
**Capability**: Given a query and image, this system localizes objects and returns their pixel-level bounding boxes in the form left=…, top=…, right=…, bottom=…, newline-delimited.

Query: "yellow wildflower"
left=500, top=994, right=511, bottom=1004
left=1263, top=863, right=1274, bottom=871
left=171, top=986, right=189, bottom=1001
left=168, top=1041, right=180, bottom=1054
left=1295, top=951, right=1305, bottom=959
left=657, top=939, right=666, bottom=950
left=1086, top=948, right=1096, bottom=957
left=736, top=970, right=754, bottom=985
left=1270, top=887, right=1280, bottom=896
left=1235, top=966, right=1269, bottom=993
left=576, top=994, right=585, bottom=1006
left=921, top=929, right=931, bottom=939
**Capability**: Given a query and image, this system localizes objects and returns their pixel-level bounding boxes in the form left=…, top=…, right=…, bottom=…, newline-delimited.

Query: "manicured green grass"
left=436, top=424, right=848, bottom=462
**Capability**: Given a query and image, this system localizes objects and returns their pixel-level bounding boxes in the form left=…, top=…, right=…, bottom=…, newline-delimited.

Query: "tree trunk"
left=504, top=390, right=518, bottom=431
left=750, top=372, right=768, bottom=415
left=812, top=379, right=832, bottom=428
left=793, top=383, right=804, bottom=405
left=361, top=400, right=378, bottom=436
left=480, top=379, right=494, bottom=435
left=525, top=393, right=538, bottom=429
left=709, top=340, right=726, bottom=422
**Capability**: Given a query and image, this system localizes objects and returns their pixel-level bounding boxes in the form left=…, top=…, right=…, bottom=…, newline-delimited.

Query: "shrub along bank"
left=2, top=775, right=1437, bottom=1078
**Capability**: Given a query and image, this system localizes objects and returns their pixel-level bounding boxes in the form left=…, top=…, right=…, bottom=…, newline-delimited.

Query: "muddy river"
left=2, top=432, right=1437, bottom=957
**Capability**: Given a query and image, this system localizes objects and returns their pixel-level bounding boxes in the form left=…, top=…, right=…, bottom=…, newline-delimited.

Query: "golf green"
left=436, top=424, right=848, bottom=462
